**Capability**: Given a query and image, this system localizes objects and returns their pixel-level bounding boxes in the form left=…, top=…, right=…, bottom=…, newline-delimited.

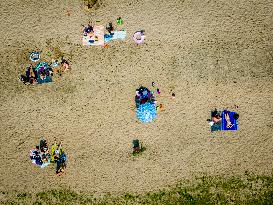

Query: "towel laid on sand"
left=221, top=110, right=239, bottom=131
left=82, top=25, right=104, bottom=46
left=104, top=30, right=126, bottom=43
left=210, top=110, right=239, bottom=132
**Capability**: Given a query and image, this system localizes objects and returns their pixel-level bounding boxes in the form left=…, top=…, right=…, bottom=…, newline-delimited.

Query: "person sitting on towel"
left=83, top=24, right=93, bottom=34
left=209, top=110, right=221, bottom=125
left=20, top=65, right=37, bottom=85
left=212, top=114, right=221, bottom=124
left=60, top=59, right=70, bottom=72
left=40, top=137, right=48, bottom=153
left=106, top=22, right=114, bottom=35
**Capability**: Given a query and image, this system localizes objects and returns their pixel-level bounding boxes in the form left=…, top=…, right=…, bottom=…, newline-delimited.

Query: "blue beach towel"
left=104, top=30, right=126, bottom=43
left=221, top=110, right=239, bottom=131
left=136, top=103, right=157, bottom=123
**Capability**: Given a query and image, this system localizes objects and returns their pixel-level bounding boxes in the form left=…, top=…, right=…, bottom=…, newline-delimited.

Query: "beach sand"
left=0, top=0, right=273, bottom=196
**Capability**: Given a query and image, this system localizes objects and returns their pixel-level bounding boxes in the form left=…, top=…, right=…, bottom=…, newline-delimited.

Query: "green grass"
left=3, top=172, right=273, bottom=205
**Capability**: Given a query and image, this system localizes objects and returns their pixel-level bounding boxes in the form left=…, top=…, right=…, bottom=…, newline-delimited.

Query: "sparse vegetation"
left=83, top=0, right=99, bottom=9
left=3, top=173, right=273, bottom=204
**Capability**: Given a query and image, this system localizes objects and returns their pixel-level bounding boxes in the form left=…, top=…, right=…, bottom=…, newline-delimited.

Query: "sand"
left=0, top=0, right=273, bottom=197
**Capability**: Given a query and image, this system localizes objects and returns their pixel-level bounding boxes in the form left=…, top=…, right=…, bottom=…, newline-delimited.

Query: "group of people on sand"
left=30, top=138, right=67, bottom=175
left=20, top=58, right=70, bottom=85
left=30, top=138, right=51, bottom=167
left=82, top=17, right=122, bottom=35
left=51, top=140, right=67, bottom=175
left=82, top=17, right=145, bottom=45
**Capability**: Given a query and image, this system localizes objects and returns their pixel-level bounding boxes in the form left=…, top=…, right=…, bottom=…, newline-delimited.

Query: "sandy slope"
left=0, top=0, right=273, bottom=196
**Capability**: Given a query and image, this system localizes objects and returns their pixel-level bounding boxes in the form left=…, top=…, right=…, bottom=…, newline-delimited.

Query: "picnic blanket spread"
left=83, top=25, right=104, bottom=46
left=29, top=149, right=51, bottom=168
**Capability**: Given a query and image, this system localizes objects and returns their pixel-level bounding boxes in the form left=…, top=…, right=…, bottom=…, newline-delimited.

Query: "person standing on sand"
left=56, top=150, right=67, bottom=175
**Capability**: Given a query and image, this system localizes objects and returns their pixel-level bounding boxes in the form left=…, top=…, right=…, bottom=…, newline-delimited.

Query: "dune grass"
left=3, top=172, right=273, bottom=205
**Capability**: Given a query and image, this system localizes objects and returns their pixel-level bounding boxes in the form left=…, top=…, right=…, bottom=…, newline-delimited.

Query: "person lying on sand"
left=60, top=59, right=70, bottom=72
left=224, top=111, right=234, bottom=128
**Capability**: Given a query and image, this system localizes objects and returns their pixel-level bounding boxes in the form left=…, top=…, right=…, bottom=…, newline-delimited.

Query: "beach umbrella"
left=136, top=103, right=157, bottom=123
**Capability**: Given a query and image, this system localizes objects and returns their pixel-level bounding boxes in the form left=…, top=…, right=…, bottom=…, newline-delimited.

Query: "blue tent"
left=136, top=103, right=157, bottom=123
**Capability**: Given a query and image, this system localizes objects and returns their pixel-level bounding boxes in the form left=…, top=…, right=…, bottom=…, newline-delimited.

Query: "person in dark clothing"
left=82, top=24, right=93, bottom=34
left=106, top=22, right=114, bottom=34
left=32, top=147, right=43, bottom=166
left=39, top=137, right=48, bottom=153
left=132, top=139, right=141, bottom=154
left=20, top=65, right=37, bottom=84
left=56, top=152, right=67, bottom=175
left=233, top=113, right=239, bottom=120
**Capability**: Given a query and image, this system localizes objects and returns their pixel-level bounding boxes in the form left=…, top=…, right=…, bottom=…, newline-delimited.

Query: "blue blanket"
left=221, top=110, right=239, bottom=131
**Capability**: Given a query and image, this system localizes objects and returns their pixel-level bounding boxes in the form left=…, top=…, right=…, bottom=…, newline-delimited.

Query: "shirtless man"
left=224, top=112, right=234, bottom=128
